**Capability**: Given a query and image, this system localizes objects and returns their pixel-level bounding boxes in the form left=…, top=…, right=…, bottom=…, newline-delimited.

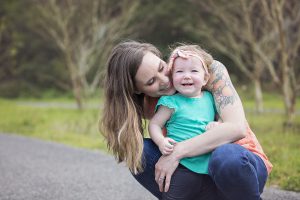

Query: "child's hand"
left=159, top=137, right=176, bottom=155
left=206, top=121, right=220, bottom=131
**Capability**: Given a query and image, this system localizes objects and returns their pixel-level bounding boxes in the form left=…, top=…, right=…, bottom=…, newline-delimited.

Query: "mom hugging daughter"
left=101, top=40, right=272, bottom=200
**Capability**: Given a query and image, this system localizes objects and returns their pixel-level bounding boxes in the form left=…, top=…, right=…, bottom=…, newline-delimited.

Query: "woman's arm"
left=155, top=60, right=247, bottom=192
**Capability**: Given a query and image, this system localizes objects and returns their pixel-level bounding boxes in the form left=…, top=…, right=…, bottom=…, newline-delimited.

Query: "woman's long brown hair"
left=100, top=41, right=161, bottom=174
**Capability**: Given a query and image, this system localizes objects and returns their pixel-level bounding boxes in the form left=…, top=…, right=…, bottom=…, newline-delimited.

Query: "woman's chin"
left=160, top=87, right=176, bottom=96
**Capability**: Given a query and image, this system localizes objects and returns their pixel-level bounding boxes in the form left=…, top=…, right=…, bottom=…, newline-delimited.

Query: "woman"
left=100, top=40, right=272, bottom=200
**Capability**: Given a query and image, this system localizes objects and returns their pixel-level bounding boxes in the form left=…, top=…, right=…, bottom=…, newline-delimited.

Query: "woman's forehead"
left=135, top=52, right=161, bottom=82
left=142, top=52, right=161, bottom=67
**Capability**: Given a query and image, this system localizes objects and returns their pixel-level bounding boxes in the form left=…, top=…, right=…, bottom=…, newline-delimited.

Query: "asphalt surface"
left=1, top=133, right=299, bottom=200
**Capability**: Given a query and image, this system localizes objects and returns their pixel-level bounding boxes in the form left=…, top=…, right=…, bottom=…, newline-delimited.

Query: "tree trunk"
left=281, top=51, right=293, bottom=125
left=72, top=75, right=83, bottom=110
left=66, top=52, right=83, bottom=110
left=274, top=0, right=295, bottom=126
left=254, top=79, right=264, bottom=114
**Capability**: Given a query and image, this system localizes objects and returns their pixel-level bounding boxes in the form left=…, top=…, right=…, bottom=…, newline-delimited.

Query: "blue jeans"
left=162, top=164, right=219, bottom=200
left=208, top=143, right=268, bottom=200
left=133, top=139, right=268, bottom=200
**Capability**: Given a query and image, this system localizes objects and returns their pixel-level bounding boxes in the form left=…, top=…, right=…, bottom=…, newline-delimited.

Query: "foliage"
left=0, top=0, right=70, bottom=97
left=0, top=0, right=299, bottom=121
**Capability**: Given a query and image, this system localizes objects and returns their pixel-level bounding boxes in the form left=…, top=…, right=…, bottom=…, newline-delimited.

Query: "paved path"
left=1, top=133, right=299, bottom=200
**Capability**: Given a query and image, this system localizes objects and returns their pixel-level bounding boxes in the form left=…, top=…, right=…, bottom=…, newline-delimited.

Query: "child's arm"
left=149, top=106, right=175, bottom=155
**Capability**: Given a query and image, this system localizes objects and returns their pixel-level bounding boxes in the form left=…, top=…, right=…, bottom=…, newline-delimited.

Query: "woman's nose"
left=158, top=73, right=169, bottom=85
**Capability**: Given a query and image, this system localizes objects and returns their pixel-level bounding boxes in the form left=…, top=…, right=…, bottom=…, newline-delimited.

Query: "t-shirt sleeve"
left=155, top=96, right=177, bottom=112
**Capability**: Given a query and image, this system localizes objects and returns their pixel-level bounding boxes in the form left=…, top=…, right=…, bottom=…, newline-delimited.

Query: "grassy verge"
left=247, top=113, right=300, bottom=191
left=0, top=98, right=107, bottom=150
left=0, top=94, right=299, bottom=191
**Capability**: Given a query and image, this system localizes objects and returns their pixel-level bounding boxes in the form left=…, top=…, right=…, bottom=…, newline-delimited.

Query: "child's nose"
left=183, top=74, right=191, bottom=80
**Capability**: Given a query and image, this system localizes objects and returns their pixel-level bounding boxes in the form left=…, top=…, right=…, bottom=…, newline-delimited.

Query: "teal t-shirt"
left=156, top=91, right=216, bottom=174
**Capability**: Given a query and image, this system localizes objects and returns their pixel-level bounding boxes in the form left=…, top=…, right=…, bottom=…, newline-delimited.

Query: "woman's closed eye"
left=147, top=78, right=156, bottom=85
left=159, top=64, right=164, bottom=72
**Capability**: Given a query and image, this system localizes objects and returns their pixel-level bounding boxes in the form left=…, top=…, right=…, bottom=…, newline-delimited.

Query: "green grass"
left=0, top=90, right=300, bottom=192
left=239, top=88, right=300, bottom=191
left=247, top=113, right=300, bottom=191
left=0, top=98, right=107, bottom=150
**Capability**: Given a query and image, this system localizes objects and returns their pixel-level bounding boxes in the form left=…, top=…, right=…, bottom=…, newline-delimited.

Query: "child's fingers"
left=163, top=149, right=173, bottom=155
left=165, top=143, right=174, bottom=149
left=166, top=137, right=177, bottom=145
left=165, top=145, right=174, bottom=151
left=163, top=148, right=173, bottom=155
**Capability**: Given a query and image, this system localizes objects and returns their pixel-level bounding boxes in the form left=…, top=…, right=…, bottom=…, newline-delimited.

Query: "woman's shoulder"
left=205, top=60, right=230, bottom=91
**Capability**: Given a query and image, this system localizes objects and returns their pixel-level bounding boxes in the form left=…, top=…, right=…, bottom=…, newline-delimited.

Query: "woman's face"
left=135, top=52, right=176, bottom=97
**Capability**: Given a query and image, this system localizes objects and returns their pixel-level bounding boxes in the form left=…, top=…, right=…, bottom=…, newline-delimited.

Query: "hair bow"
left=168, top=49, right=208, bottom=74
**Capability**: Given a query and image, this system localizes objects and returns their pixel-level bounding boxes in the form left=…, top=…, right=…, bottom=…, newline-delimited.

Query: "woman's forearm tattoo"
left=209, top=61, right=238, bottom=115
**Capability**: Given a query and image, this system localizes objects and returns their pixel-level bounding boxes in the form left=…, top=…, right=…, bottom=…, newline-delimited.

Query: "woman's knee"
left=209, top=144, right=248, bottom=175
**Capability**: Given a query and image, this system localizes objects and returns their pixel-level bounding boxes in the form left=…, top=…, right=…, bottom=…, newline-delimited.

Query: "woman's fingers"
left=155, top=153, right=179, bottom=192
left=155, top=158, right=166, bottom=192
left=164, top=173, right=171, bottom=192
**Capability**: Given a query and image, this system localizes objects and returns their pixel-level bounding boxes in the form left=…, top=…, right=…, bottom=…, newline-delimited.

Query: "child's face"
left=172, top=57, right=207, bottom=97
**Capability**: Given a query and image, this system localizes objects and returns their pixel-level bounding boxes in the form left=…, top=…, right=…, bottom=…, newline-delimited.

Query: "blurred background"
left=0, top=0, right=299, bottom=192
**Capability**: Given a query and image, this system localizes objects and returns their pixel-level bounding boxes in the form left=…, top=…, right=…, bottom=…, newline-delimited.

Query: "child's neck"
left=179, top=91, right=204, bottom=98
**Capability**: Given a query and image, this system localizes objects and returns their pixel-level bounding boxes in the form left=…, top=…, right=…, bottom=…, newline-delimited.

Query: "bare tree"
left=260, top=0, right=300, bottom=126
left=190, top=0, right=300, bottom=125
left=190, top=0, right=275, bottom=113
left=33, top=0, right=138, bottom=109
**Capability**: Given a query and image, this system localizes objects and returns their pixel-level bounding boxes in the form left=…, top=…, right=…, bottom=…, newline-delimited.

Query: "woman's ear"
left=204, top=73, right=210, bottom=85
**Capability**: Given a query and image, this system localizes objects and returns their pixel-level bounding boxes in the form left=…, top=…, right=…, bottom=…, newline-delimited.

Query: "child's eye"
left=176, top=70, right=183, bottom=73
left=191, top=70, right=199, bottom=72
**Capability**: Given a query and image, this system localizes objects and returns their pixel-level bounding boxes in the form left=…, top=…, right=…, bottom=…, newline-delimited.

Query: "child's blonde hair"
left=168, top=44, right=213, bottom=79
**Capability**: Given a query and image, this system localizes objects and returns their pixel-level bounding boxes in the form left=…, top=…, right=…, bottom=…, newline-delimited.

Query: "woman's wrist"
left=173, top=142, right=187, bottom=160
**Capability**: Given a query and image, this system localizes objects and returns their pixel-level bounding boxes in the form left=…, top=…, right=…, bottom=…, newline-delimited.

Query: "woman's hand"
left=155, top=144, right=181, bottom=192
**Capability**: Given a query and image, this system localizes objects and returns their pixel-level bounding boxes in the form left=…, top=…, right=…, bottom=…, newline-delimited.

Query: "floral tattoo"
left=208, top=61, right=238, bottom=115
